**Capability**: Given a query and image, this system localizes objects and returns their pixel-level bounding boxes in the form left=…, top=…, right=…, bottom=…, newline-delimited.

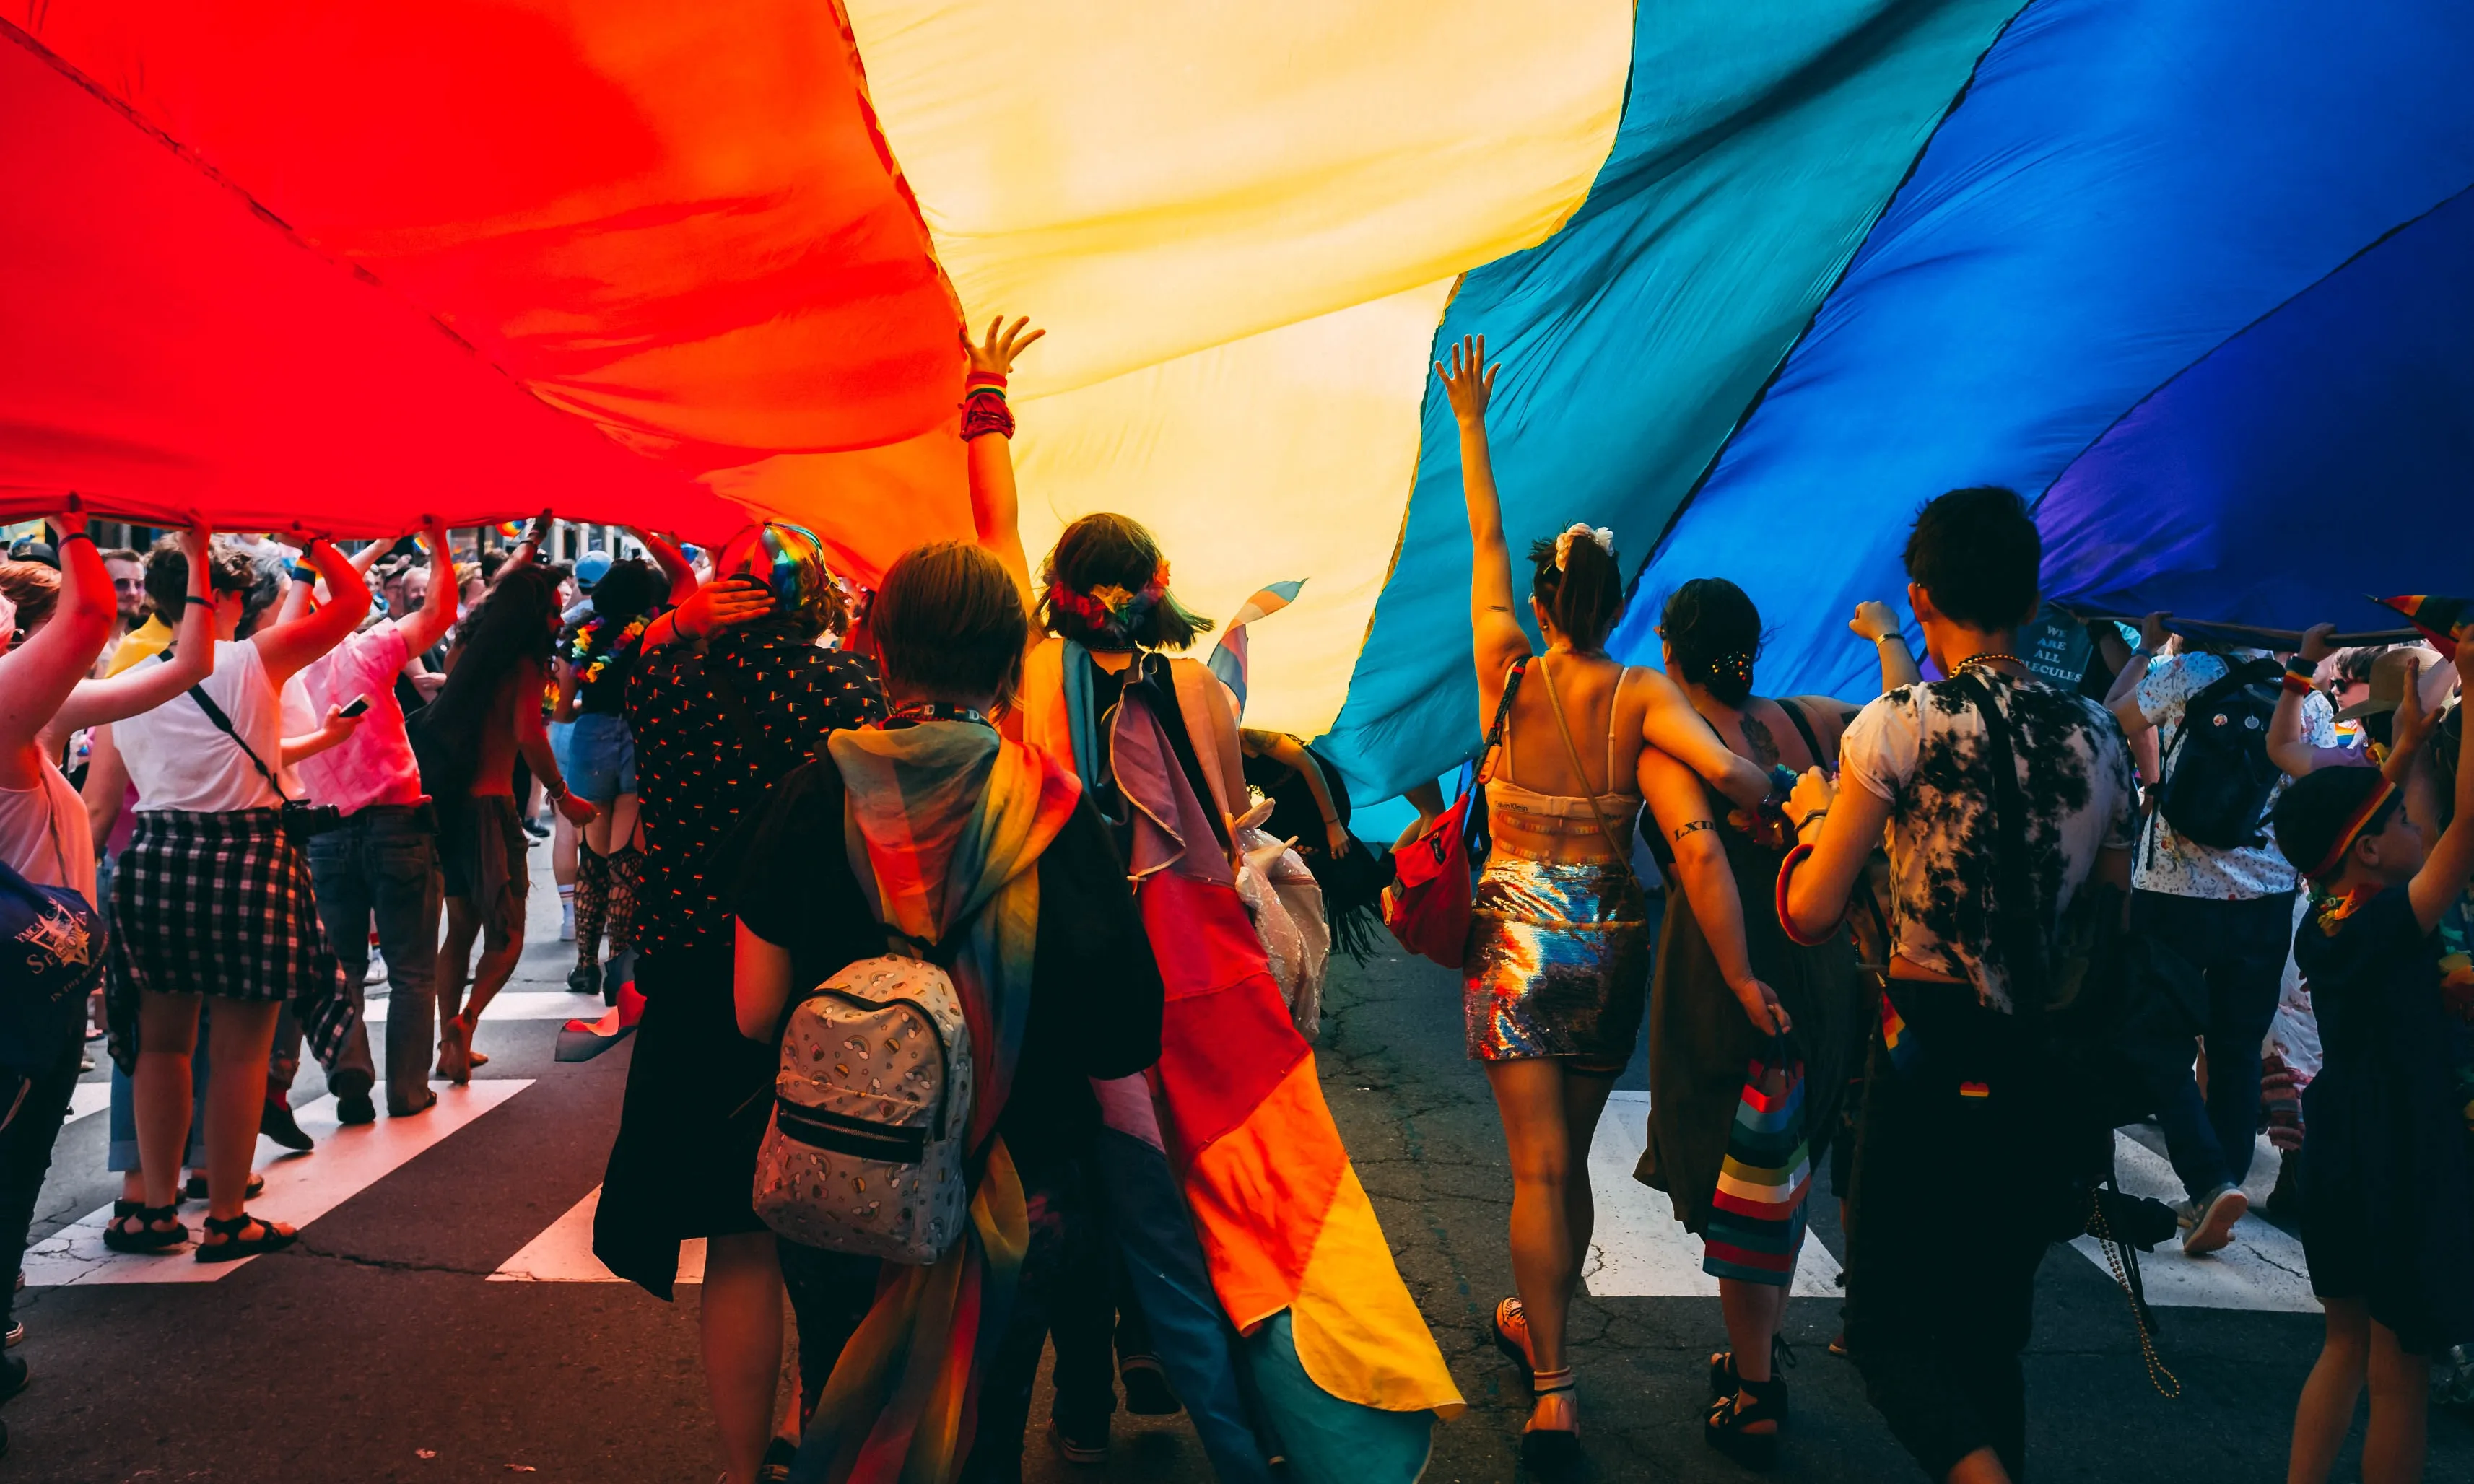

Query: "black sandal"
left=195, top=1212, right=297, bottom=1264
left=1704, top=1372, right=1787, bottom=1471
left=1707, top=1333, right=1797, bottom=1397
left=1522, top=1366, right=1582, bottom=1476
left=100, top=1201, right=188, bottom=1254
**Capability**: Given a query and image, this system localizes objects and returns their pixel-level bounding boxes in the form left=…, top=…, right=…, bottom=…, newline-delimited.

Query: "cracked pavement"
left=7, top=872, right=2470, bottom=1482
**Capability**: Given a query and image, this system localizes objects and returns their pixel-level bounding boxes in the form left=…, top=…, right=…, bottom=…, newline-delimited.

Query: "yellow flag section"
left=840, top=0, right=1633, bottom=738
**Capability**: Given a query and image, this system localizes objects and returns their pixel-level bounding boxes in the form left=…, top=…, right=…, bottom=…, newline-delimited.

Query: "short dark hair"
left=2271, top=765, right=2395, bottom=883
left=874, top=541, right=1029, bottom=707
left=98, top=547, right=141, bottom=568
left=142, top=534, right=254, bottom=616
left=1038, top=513, right=1209, bottom=652
left=1658, top=577, right=1762, bottom=706
left=588, top=558, right=664, bottom=623
left=1527, top=528, right=1625, bottom=649
left=1902, top=486, right=2040, bottom=632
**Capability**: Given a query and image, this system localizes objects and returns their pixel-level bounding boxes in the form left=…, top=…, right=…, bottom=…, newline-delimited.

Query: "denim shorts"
left=563, top=711, right=637, bottom=803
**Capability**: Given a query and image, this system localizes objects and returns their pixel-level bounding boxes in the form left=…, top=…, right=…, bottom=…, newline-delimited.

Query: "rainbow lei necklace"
left=567, top=614, right=649, bottom=689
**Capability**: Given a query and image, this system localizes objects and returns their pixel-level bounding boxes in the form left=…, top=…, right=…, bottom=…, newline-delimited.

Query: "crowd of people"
left=0, top=318, right=2465, bottom=1484
left=1427, top=328, right=2472, bottom=1484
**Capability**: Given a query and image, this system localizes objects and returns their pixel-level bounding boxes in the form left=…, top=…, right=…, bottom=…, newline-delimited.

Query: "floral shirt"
left=1840, top=671, right=2138, bottom=1012
left=625, top=621, right=886, bottom=961
left=2134, top=650, right=2337, bottom=900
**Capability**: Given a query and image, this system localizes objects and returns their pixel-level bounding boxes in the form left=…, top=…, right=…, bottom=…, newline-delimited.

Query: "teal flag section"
left=1317, top=0, right=2029, bottom=802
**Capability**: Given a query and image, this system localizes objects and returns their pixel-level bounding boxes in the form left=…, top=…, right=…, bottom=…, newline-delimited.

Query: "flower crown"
left=1554, top=523, right=1615, bottom=571
left=1050, top=562, right=1171, bottom=643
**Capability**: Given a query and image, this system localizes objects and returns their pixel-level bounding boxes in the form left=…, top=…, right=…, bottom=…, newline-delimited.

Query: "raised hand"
left=2299, top=621, right=2338, bottom=668
left=1434, top=334, right=1498, bottom=426
left=967, top=315, right=1045, bottom=379
left=56, top=496, right=88, bottom=539
left=1849, top=600, right=1902, bottom=645
left=2139, top=610, right=2174, bottom=652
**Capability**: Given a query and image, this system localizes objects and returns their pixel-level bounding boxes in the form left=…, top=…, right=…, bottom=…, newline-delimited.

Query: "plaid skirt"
left=106, top=808, right=354, bottom=1072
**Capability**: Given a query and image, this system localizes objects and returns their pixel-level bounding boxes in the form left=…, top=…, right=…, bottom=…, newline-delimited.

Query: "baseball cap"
left=575, top=549, right=614, bottom=588
left=7, top=537, right=58, bottom=569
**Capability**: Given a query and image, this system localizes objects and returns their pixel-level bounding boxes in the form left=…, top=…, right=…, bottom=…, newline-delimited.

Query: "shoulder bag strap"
left=1954, top=673, right=2050, bottom=1020
left=1536, top=655, right=1642, bottom=885
left=164, top=654, right=292, bottom=804
left=1774, top=695, right=1828, bottom=769
left=1475, top=657, right=1527, bottom=785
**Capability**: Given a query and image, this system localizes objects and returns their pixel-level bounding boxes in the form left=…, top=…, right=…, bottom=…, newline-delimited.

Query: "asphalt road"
left=9, top=850, right=2469, bottom=1483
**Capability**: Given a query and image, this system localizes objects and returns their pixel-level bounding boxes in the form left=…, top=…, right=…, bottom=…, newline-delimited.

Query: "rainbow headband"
left=2307, top=777, right=2400, bottom=882
left=1050, top=563, right=1170, bottom=642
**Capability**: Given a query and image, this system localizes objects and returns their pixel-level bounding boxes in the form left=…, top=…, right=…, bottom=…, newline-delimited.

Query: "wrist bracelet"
left=1796, top=808, right=1829, bottom=832
left=184, top=593, right=214, bottom=608
left=1774, top=841, right=1845, bottom=948
left=60, top=531, right=93, bottom=546
left=1875, top=632, right=1905, bottom=646
left=961, top=388, right=1017, bottom=442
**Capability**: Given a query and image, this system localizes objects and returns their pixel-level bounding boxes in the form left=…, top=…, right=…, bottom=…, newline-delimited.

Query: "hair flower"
left=1554, top=523, right=1616, bottom=571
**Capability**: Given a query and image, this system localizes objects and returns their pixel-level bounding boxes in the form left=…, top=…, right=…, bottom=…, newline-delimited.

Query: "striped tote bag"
left=1702, top=1035, right=1813, bottom=1286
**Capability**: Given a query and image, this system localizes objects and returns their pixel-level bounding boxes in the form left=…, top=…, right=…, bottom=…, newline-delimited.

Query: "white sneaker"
left=364, top=952, right=388, bottom=987
left=559, top=902, right=575, bottom=942
left=2182, top=1184, right=2247, bottom=1256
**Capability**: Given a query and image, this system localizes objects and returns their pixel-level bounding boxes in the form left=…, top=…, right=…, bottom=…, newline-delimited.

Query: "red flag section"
left=1, top=2, right=964, bottom=540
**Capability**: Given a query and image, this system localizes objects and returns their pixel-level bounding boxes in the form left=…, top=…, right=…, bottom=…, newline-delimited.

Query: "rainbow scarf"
left=799, top=721, right=1079, bottom=1484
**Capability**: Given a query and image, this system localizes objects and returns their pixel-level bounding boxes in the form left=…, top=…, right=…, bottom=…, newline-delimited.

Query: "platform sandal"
left=1491, top=1296, right=1536, bottom=1385
left=1707, top=1332, right=1797, bottom=1397
left=1704, top=1372, right=1787, bottom=1471
left=1522, top=1366, right=1582, bottom=1475
left=100, top=1201, right=188, bottom=1254
left=195, top=1212, right=298, bottom=1264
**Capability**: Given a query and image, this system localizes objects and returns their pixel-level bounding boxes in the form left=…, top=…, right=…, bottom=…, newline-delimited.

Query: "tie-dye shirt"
left=1840, top=670, right=2138, bottom=1012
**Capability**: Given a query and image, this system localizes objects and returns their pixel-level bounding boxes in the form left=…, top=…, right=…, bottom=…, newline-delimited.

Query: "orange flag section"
left=1144, top=871, right=1462, bottom=1417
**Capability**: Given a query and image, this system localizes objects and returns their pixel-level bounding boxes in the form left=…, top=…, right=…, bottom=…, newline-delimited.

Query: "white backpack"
left=752, top=951, right=976, bottom=1265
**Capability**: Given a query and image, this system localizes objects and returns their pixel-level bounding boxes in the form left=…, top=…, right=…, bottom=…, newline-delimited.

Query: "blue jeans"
left=303, top=806, right=442, bottom=1110
left=2123, top=888, right=2295, bottom=1204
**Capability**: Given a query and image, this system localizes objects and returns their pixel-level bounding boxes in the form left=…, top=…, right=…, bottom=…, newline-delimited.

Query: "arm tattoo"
left=1739, top=711, right=1780, bottom=770
left=1671, top=819, right=1717, bottom=842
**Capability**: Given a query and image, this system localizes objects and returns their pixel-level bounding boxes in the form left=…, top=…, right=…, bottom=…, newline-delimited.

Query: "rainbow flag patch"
left=1959, top=1081, right=1990, bottom=1100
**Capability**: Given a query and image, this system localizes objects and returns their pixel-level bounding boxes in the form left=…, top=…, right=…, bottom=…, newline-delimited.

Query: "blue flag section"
left=2038, top=183, right=2474, bottom=632
left=1623, top=0, right=2474, bottom=707
left=1317, top=0, right=2031, bottom=803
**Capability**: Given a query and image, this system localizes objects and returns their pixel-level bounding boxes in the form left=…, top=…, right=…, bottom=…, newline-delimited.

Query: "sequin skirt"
left=1463, top=852, right=1650, bottom=1063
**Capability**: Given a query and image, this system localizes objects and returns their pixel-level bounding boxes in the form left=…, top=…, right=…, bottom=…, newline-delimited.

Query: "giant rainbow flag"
left=5, top=1, right=2468, bottom=801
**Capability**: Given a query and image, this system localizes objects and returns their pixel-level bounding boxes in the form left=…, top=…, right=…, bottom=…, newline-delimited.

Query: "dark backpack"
left=2153, top=657, right=2286, bottom=850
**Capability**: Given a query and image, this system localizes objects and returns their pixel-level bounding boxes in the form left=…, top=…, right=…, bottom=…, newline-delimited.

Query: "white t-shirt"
left=2134, top=650, right=2335, bottom=900
left=117, top=639, right=289, bottom=813
left=0, top=759, right=97, bottom=909
left=1840, top=671, right=2138, bottom=1012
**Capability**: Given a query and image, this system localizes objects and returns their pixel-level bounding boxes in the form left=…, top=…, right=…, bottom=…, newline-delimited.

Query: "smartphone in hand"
left=338, top=694, right=373, bottom=719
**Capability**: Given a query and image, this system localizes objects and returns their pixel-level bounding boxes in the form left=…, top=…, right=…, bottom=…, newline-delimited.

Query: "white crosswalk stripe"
left=25, top=1080, right=529, bottom=1286
left=491, top=1185, right=705, bottom=1284
left=365, top=990, right=603, bottom=1023
left=1585, top=1091, right=1843, bottom=1298
left=1587, top=1093, right=2314, bottom=1312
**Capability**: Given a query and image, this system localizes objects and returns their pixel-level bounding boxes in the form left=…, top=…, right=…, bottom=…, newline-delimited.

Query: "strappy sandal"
left=195, top=1212, right=298, bottom=1264
left=1704, top=1372, right=1787, bottom=1471
left=1707, top=1333, right=1797, bottom=1397
left=1491, top=1296, right=1536, bottom=1384
left=1522, top=1366, right=1582, bottom=1475
left=100, top=1201, right=188, bottom=1254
